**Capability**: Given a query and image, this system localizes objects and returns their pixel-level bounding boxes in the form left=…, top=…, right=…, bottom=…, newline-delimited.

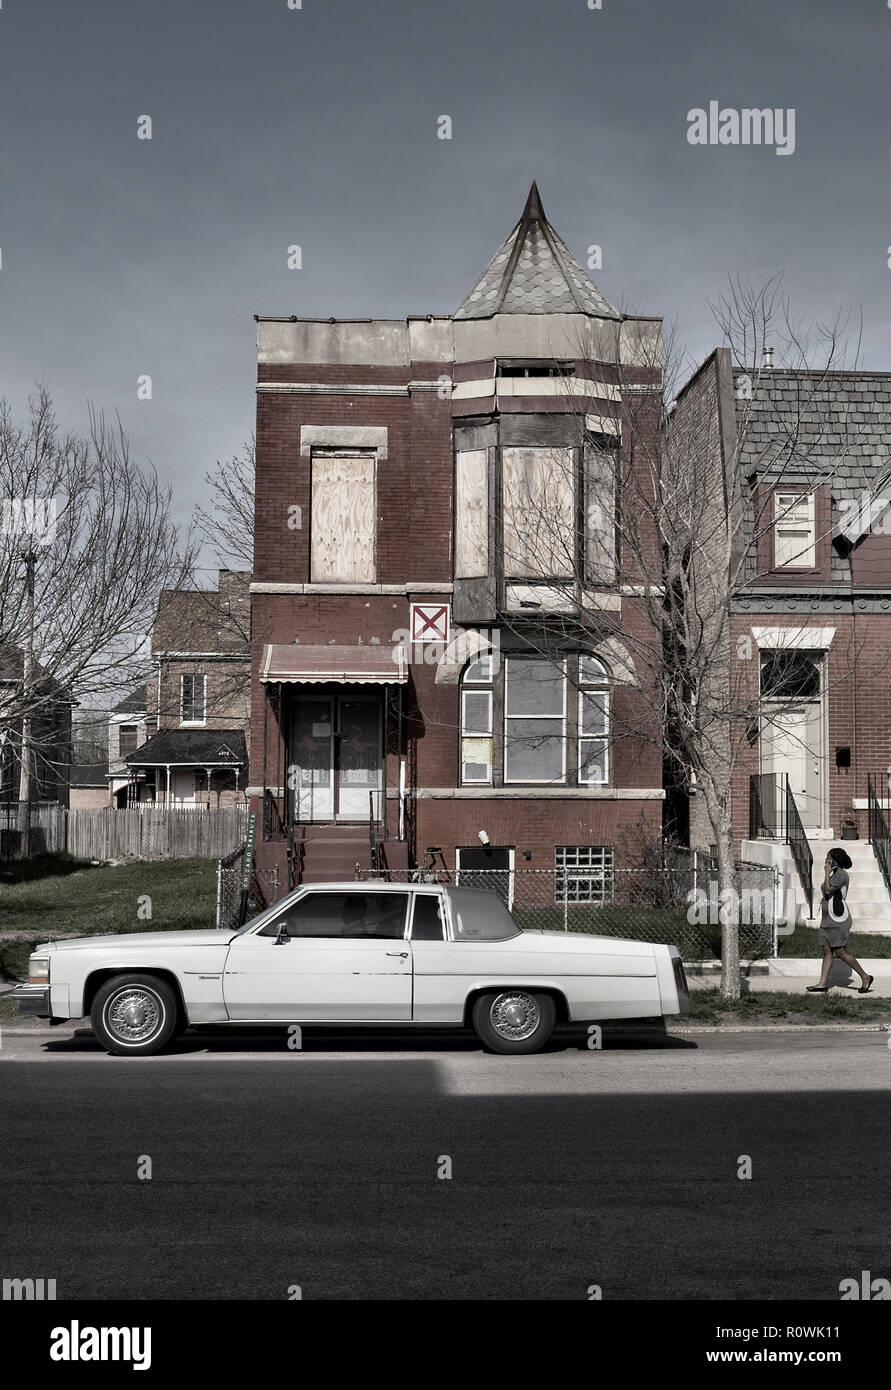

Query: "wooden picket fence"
left=0, top=805, right=249, bottom=862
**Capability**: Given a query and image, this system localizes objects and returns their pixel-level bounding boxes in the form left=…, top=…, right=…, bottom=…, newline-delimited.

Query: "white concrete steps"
left=809, top=840, right=891, bottom=936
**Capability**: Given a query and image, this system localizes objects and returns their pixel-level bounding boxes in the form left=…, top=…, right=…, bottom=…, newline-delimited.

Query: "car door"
left=408, top=890, right=464, bottom=1023
left=222, top=889, right=412, bottom=1022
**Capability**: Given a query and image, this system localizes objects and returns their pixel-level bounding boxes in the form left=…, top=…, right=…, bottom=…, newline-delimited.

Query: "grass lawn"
left=516, top=907, right=769, bottom=960
left=0, top=857, right=218, bottom=981
left=685, top=987, right=891, bottom=1026
left=776, top=921, right=891, bottom=958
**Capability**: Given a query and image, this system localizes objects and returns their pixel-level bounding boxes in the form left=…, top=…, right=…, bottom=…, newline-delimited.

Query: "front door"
left=760, top=651, right=825, bottom=830
left=761, top=701, right=824, bottom=829
left=222, top=888, right=412, bottom=1021
left=291, top=693, right=382, bottom=823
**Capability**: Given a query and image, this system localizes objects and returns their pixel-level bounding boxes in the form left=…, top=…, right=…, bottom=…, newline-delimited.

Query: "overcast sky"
left=1, top=0, right=888, bottom=561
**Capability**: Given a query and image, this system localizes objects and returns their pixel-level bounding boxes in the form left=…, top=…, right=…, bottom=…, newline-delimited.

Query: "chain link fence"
left=217, top=846, right=292, bottom=932
left=357, top=854, right=779, bottom=960
left=218, top=841, right=780, bottom=959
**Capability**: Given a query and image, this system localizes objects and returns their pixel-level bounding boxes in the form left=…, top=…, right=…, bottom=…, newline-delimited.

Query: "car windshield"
left=444, top=887, right=522, bottom=941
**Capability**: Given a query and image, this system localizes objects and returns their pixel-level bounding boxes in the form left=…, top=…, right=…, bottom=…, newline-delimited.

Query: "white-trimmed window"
left=774, top=492, right=815, bottom=568
left=555, top=845, right=614, bottom=904
left=461, top=683, right=493, bottom=784
left=459, top=652, right=612, bottom=787
left=578, top=656, right=609, bottom=785
left=181, top=674, right=206, bottom=725
left=504, top=656, right=567, bottom=784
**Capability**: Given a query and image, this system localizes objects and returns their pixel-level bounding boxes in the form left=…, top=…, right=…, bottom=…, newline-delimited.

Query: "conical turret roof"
left=455, top=182, right=620, bottom=321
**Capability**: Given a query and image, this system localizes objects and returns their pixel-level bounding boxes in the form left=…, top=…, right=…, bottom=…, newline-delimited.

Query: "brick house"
left=249, top=184, right=665, bottom=891
left=669, top=349, right=891, bottom=928
left=119, top=570, right=251, bottom=807
left=108, top=686, right=150, bottom=805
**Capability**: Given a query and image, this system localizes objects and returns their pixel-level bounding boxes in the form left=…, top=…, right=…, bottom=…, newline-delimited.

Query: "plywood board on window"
left=311, top=455, right=376, bottom=583
left=502, top=447, right=574, bottom=579
left=455, top=449, right=488, bottom=579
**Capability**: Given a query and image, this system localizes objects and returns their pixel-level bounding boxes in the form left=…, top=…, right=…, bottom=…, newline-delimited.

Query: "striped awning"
left=260, top=643, right=408, bottom=685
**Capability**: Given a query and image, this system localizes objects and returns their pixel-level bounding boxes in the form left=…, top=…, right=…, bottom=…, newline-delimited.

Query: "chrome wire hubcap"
left=490, top=991, right=539, bottom=1041
left=106, top=989, right=163, bottom=1043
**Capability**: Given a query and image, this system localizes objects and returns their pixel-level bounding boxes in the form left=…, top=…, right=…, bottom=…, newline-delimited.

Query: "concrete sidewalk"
left=687, top=956, right=891, bottom=994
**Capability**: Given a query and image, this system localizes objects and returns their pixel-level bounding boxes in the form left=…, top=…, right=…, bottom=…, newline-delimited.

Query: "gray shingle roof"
left=734, top=368, right=891, bottom=582
left=455, top=182, right=620, bottom=321
left=124, top=728, right=247, bottom=767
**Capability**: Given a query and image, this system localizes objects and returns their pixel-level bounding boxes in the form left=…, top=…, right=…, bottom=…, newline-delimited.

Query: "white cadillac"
left=13, top=881, right=690, bottom=1056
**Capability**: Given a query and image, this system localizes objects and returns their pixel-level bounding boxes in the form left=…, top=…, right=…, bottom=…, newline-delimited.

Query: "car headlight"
left=28, top=955, right=50, bottom=985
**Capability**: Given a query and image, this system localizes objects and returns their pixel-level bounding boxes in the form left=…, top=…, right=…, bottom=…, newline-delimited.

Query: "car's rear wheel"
left=471, top=989, right=556, bottom=1054
left=91, top=974, right=179, bottom=1056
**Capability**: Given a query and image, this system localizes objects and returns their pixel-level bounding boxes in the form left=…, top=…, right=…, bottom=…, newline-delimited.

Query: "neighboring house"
left=670, top=350, right=891, bottom=925
left=121, top=570, right=251, bottom=807
left=249, top=183, right=664, bottom=887
left=68, top=760, right=110, bottom=810
left=0, top=645, right=73, bottom=809
left=108, top=687, right=150, bottom=806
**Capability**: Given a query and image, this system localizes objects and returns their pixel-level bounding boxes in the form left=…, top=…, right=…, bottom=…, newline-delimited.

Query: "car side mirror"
left=273, top=923, right=290, bottom=945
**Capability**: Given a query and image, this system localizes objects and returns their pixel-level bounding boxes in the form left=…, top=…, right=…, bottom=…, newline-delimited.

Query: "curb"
left=669, top=1023, right=891, bottom=1034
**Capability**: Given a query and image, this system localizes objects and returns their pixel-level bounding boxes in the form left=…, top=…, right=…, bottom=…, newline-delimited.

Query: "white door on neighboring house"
left=760, top=652, right=825, bottom=829
left=170, top=769, right=198, bottom=806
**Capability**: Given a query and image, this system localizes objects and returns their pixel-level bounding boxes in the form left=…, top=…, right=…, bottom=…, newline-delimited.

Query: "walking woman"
left=807, top=847, right=874, bottom=993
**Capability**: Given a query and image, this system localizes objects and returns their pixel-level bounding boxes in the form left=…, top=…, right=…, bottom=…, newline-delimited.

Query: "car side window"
left=411, top=894, right=446, bottom=941
left=258, top=892, right=409, bottom=939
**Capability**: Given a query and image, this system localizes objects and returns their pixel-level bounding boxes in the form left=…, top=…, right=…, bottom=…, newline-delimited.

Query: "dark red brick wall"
left=730, top=611, right=891, bottom=849
left=254, top=363, right=453, bottom=585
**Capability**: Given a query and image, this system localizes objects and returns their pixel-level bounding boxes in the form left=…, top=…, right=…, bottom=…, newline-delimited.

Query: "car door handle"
left=386, top=951, right=409, bottom=959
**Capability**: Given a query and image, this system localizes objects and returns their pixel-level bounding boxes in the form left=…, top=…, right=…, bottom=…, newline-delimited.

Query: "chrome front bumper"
left=11, top=984, right=51, bottom=1017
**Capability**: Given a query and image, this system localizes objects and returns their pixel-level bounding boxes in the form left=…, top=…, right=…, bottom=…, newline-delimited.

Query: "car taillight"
left=672, top=955, right=688, bottom=994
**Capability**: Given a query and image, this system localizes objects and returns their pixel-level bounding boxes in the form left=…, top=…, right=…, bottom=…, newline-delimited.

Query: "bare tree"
left=492, top=281, right=868, bottom=997
left=0, top=387, right=198, bottom=847
left=194, top=440, right=255, bottom=571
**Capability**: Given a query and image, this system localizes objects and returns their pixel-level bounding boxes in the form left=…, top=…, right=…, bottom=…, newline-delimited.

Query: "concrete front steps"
left=742, top=832, right=891, bottom=935
left=821, top=839, right=891, bottom=935
left=254, top=826, right=410, bottom=896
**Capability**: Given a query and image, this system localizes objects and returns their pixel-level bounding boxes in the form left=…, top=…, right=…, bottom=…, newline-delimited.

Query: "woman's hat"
left=828, top=847, right=852, bottom=869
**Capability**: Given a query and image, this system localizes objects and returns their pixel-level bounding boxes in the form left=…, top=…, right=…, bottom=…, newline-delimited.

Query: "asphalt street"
left=1, top=1024, right=889, bottom=1300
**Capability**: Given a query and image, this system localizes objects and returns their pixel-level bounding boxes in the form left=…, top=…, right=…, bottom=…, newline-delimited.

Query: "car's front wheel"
left=471, top=989, right=556, bottom=1054
left=91, top=974, right=179, bottom=1056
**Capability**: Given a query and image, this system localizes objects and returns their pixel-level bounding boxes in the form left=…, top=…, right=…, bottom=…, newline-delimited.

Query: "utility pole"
left=16, top=549, right=37, bottom=857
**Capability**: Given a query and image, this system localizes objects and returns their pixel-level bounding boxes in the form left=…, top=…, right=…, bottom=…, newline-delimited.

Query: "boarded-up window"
left=502, top=447, right=574, bottom=579
left=584, top=445, right=617, bottom=584
left=455, top=449, right=488, bottom=579
left=311, top=454, right=376, bottom=583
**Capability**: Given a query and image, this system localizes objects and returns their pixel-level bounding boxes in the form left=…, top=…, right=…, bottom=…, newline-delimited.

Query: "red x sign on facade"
left=410, top=603, right=450, bottom=644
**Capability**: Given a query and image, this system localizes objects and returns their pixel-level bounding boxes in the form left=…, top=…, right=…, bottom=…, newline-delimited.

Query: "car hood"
left=35, top=929, right=236, bottom=953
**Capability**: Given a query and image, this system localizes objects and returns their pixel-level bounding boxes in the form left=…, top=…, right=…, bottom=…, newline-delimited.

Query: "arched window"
left=458, top=651, right=611, bottom=788
left=460, top=652, right=494, bottom=784
left=578, top=656, right=610, bottom=785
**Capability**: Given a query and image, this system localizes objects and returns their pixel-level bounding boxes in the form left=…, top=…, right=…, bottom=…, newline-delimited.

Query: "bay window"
left=460, top=652, right=611, bottom=787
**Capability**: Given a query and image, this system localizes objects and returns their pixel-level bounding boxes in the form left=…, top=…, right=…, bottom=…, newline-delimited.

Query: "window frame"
left=180, top=673, right=206, bottom=726
left=555, top=845, right=614, bottom=905
left=309, top=448, right=378, bottom=585
left=460, top=686, right=494, bottom=785
left=118, top=723, right=139, bottom=759
left=503, top=655, right=568, bottom=786
left=773, top=491, right=816, bottom=569
left=257, top=888, right=411, bottom=940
